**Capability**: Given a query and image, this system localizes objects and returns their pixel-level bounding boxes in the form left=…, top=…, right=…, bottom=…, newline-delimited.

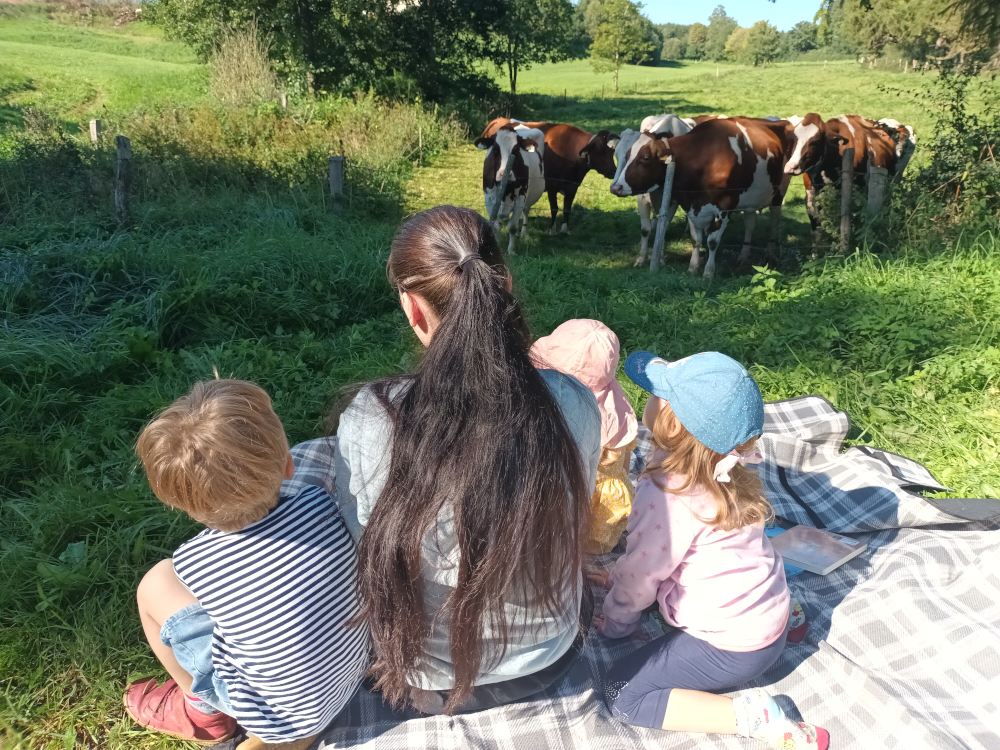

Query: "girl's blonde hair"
left=643, top=401, right=773, bottom=531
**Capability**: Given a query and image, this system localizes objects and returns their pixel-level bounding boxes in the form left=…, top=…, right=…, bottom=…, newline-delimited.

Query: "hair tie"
left=713, top=447, right=764, bottom=483
left=459, top=253, right=482, bottom=269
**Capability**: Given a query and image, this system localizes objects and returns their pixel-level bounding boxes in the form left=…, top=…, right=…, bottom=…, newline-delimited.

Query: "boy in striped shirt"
left=126, top=379, right=369, bottom=746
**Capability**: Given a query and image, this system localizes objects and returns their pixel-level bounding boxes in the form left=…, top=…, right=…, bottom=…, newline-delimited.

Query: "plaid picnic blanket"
left=285, top=396, right=999, bottom=750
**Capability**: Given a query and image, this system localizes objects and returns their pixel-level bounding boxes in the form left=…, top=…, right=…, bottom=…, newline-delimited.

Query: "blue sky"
left=642, top=1, right=819, bottom=31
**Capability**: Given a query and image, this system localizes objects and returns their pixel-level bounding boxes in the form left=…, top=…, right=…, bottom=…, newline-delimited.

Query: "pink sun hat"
left=530, top=319, right=638, bottom=449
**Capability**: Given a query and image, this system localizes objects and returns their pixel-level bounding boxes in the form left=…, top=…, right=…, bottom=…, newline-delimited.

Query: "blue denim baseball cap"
left=624, top=351, right=764, bottom=454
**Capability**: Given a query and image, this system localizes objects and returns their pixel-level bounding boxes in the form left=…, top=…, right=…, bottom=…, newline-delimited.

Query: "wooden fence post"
left=649, top=160, right=677, bottom=273
left=868, top=165, right=889, bottom=215
left=281, top=93, right=288, bottom=108
left=89, top=119, right=102, bottom=143
left=115, top=135, right=132, bottom=225
left=418, top=126, right=423, bottom=166
left=329, top=155, right=345, bottom=213
left=839, top=147, right=855, bottom=254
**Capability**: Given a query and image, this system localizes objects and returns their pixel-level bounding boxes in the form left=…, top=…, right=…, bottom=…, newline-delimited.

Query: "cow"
left=474, top=125, right=545, bottom=255
left=481, top=118, right=619, bottom=234
left=877, top=119, right=917, bottom=180
left=610, top=114, right=694, bottom=263
left=610, top=115, right=830, bottom=278
left=798, top=114, right=915, bottom=238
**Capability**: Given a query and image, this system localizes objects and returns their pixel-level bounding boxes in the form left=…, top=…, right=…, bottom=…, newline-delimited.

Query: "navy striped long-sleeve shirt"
left=173, top=485, right=369, bottom=741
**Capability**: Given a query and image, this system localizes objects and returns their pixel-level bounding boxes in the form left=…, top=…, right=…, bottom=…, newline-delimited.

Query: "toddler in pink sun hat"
left=531, top=319, right=638, bottom=554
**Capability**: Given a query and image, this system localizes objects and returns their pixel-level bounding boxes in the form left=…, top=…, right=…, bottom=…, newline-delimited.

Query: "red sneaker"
left=124, top=677, right=237, bottom=746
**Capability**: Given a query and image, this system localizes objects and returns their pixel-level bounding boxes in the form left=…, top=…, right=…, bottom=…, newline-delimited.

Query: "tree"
left=745, top=20, right=780, bottom=65
left=589, top=0, right=654, bottom=90
left=687, top=22, right=708, bottom=58
left=724, top=26, right=751, bottom=62
left=785, top=20, right=817, bottom=54
left=639, top=15, right=664, bottom=64
left=656, top=23, right=692, bottom=40
left=819, top=0, right=999, bottom=61
left=583, top=0, right=661, bottom=66
left=487, top=0, right=576, bottom=96
left=704, top=5, right=738, bottom=61
left=662, top=36, right=685, bottom=60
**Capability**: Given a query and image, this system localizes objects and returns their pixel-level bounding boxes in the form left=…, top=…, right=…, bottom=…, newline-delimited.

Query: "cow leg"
left=635, top=193, right=654, bottom=266
left=806, top=185, right=821, bottom=244
left=506, top=198, right=525, bottom=254
left=547, top=189, right=560, bottom=235
left=520, top=207, right=530, bottom=236
left=739, top=211, right=756, bottom=266
left=560, top=188, right=577, bottom=234
left=703, top=215, right=728, bottom=280
left=688, top=217, right=703, bottom=275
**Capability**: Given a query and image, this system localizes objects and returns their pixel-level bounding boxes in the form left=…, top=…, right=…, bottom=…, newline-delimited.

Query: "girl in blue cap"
left=590, top=352, right=829, bottom=750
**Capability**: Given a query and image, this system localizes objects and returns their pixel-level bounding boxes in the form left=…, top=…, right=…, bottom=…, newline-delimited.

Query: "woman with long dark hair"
left=333, top=205, right=600, bottom=715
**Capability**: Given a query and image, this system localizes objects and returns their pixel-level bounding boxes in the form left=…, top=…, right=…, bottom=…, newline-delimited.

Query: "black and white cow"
left=474, top=125, right=545, bottom=254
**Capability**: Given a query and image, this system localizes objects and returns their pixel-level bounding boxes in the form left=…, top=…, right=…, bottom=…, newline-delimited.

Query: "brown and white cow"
left=474, top=125, right=545, bottom=254
left=481, top=118, right=619, bottom=234
left=610, top=115, right=830, bottom=278
left=877, top=119, right=917, bottom=179
left=798, top=114, right=915, bottom=237
left=610, top=114, right=695, bottom=262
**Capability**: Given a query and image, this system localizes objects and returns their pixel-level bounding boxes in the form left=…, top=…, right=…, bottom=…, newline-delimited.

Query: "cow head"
left=610, top=131, right=672, bottom=197
left=580, top=130, right=620, bottom=179
left=476, top=125, right=538, bottom=183
left=783, top=113, right=837, bottom=176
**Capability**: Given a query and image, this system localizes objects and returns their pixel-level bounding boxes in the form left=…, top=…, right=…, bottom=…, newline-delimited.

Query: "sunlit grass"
left=1, top=10, right=999, bottom=749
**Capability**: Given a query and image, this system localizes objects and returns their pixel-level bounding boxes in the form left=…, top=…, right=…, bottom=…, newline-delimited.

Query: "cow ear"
left=578, top=142, right=594, bottom=158
left=832, top=134, right=850, bottom=147
left=606, top=132, right=621, bottom=148
left=648, top=140, right=672, bottom=161
left=519, top=137, right=539, bottom=152
left=474, top=136, right=494, bottom=150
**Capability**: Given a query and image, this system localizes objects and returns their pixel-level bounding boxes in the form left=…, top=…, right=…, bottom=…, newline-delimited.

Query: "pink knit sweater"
left=599, top=471, right=790, bottom=651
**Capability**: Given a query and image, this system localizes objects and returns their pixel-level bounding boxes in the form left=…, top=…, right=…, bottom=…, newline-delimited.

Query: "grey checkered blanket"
left=286, top=396, right=1000, bottom=750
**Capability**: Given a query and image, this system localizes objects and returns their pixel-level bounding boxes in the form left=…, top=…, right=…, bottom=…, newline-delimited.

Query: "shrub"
left=903, top=64, right=1000, bottom=230
left=209, top=21, right=279, bottom=108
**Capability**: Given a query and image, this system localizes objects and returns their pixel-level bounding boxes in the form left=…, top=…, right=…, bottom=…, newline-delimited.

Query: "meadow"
left=2, top=6, right=999, bottom=748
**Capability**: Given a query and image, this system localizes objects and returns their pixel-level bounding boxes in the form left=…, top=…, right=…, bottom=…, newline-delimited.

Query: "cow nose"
left=783, top=163, right=799, bottom=175
left=610, top=183, right=622, bottom=196
left=497, top=169, right=505, bottom=180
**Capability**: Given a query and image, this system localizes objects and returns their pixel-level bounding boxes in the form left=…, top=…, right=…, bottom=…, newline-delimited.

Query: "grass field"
left=2, top=7, right=999, bottom=749
left=0, top=4, right=203, bottom=128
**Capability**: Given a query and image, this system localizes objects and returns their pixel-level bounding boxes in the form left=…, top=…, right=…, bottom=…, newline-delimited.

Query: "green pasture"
left=0, top=5, right=203, bottom=128
left=2, top=8, right=999, bottom=749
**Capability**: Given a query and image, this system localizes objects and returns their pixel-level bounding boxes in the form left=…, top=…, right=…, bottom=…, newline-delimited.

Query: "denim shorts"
left=160, top=603, right=234, bottom=715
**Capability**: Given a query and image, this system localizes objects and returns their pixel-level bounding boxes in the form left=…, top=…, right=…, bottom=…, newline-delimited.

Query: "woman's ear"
left=399, top=290, right=434, bottom=346
left=505, top=271, right=513, bottom=293
left=284, top=453, right=295, bottom=480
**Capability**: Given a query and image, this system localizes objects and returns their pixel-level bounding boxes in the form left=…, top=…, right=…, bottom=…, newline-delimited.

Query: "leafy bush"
left=896, top=64, right=1000, bottom=232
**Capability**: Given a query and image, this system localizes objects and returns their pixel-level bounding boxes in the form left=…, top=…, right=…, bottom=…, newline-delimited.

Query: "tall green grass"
left=2, top=11, right=999, bottom=749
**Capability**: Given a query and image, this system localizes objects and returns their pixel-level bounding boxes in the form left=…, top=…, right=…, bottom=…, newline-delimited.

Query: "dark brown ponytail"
left=352, top=206, right=590, bottom=713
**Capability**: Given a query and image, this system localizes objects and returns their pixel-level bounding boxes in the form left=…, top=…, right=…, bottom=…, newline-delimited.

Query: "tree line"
left=145, top=0, right=1000, bottom=106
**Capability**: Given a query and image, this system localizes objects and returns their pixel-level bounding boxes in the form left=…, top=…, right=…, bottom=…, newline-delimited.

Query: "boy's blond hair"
left=643, top=401, right=773, bottom=532
left=136, top=379, right=289, bottom=532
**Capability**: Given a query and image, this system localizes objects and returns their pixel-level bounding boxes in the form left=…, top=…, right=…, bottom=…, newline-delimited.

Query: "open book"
left=769, top=525, right=867, bottom=575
